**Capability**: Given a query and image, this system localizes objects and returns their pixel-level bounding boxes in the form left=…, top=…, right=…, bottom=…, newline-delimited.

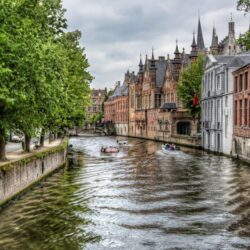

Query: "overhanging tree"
left=237, top=0, right=250, bottom=49
left=176, top=55, right=205, bottom=119
left=237, top=0, right=250, bottom=12
left=0, top=0, right=92, bottom=160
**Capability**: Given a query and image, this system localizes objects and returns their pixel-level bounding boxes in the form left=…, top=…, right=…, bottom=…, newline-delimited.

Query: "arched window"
left=177, top=122, right=191, bottom=135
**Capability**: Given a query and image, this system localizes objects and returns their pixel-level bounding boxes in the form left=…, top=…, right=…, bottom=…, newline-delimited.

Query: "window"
left=234, top=76, right=238, bottom=92
left=217, top=99, right=220, bottom=123
left=225, top=115, right=228, bottom=138
left=235, top=100, right=237, bottom=126
left=217, top=75, right=220, bottom=90
left=240, top=100, right=242, bottom=126
left=217, top=134, right=221, bottom=151
left=240, top=74, right=243, bottom=92
left=249, top=99, right=250, bottom=127
left=225, top=96, right=228, bottom=107
left=245, top=72, right=248, bottom=90
left=245, top=99, right=248, bottom=126
left=171, top=93, right=174, bottom=102
left=177, top=122, right=191, bottom=135
left=155, top=94, right=161, bottom=108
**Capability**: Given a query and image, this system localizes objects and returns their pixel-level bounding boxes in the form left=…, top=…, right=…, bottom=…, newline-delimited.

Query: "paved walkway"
left=0, top=139, right=63, bottom=167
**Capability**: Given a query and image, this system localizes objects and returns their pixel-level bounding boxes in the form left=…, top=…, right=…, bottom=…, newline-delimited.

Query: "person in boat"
left=164, top=144, right=170, bottom=150
left=169, top=144, right=176, bottom=151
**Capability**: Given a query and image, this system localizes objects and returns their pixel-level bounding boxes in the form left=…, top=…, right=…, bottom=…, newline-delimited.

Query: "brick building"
left=233, top=63, right=250, bottom=161
left=104, top=76, right=129, bottom=136
left=126, top=17, right=206, bottom=146
left=127, top=51, right=198, bottom=143
left=87, top=89, right=107, bottom=119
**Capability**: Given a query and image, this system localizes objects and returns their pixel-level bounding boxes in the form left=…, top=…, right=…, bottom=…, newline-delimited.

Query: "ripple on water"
left=0, top=136, right=250, bottom=250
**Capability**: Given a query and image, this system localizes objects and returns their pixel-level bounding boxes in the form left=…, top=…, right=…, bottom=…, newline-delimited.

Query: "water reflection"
left=0, top=136, right=249, bottom=250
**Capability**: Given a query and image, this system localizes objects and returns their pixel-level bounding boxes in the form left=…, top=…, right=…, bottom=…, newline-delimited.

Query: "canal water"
left=0, top=137, right=250, bottom=250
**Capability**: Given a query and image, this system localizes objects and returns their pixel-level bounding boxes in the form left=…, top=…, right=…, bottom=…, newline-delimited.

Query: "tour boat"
left=161, top=144, right=179, bottom=154
left=101, top=146, right=119, bottom=153
left=117, top=140, right=128, bottom=145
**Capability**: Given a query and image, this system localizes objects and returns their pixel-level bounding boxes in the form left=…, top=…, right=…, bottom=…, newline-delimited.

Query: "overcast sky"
left=62, top=0, right=249, bottom=89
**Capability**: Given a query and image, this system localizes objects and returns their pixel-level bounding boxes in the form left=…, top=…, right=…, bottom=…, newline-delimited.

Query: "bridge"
left=69, top=125, right=112, bottom=137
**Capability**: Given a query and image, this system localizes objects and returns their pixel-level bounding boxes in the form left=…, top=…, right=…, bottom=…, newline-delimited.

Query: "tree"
left=56, top=31, right=92, bottom=132
left=236, top=0, right=250, bottom=53
left=237, top=0, right=250, bottom=12
left=11, top=0, right=68, bottom=152
left=238, top=31, right=250, bottom=51
left=0, top=0, right=92, bottom=159
left=176, top=55, right=205, bottom=119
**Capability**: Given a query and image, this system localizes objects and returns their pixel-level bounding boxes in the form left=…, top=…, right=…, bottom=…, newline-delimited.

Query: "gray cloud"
left=62, top=0, right=249, bottom=89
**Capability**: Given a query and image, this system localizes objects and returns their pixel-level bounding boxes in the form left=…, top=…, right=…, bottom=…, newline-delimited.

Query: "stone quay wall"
left=0, top=140, right=68, bottom=206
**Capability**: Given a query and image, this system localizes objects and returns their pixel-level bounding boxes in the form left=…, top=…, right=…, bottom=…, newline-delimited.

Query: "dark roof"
left=156, top=60, right=168, bottom=87
left=211, top=27, right=218, bottom=47
left=233, top=62, right=250, bottom=73
left=214, top=54, right=250, bottom=68
left=108, top=80, right=128, bottom=100
left=197, top=18, right=205, bottom=50
left=228, top=56, right=250, bottom=68
left=183, top=54, right=191, bottom=67
left=237, top=50, right=250, bottom=55
left=160, top=103, right=177, bottom=110
left=214, top=55, right=235, bottom=64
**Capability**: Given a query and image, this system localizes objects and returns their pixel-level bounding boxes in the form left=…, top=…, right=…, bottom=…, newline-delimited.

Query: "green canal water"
left=0, top=137, right=250, bottom=250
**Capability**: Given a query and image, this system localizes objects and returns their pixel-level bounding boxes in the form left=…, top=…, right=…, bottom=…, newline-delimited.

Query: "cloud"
left=62, top=0, right=249, bottom=89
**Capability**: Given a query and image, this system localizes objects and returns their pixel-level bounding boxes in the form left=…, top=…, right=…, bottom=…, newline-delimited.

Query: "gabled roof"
left=233, top=62, right=250, bottom=73
left=214, top=55, right=235, bottom=64
left=205, top=53, right=250, bottom=70
left=227, top=56, right=250, bottom=68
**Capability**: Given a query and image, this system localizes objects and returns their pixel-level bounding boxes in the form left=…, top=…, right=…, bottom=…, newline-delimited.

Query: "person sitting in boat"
left=169, top=144, right=176, bottom=151
left=164, top=144, right=170, bottom=150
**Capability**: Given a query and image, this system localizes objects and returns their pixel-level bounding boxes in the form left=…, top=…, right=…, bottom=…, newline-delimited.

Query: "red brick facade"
left=233, top=64, right=250, bottom=137
left=104, top=80, right=129, bottom=135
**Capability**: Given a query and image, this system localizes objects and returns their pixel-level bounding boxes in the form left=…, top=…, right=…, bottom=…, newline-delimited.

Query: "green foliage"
left=92, top=112, right=103, bottom=124
left=176, top=55, right=205, bottom=118
left=238, top=31, right=250, bottom=50
left=237, top=0, right=250, bottom=12
left=236, top=0, right=250, bottom=52
left=0, top=0, right=92, bottom=159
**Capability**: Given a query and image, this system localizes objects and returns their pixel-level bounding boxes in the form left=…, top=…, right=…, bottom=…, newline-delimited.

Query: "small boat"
left=101, top=146, right=119, bottom=153
left=117, top=140, right=128, bottom=145
left=162, top=144, right=179, bottom=154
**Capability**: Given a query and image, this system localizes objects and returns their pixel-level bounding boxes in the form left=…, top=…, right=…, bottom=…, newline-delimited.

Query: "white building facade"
left=201, top=53, right=250, bottom=155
